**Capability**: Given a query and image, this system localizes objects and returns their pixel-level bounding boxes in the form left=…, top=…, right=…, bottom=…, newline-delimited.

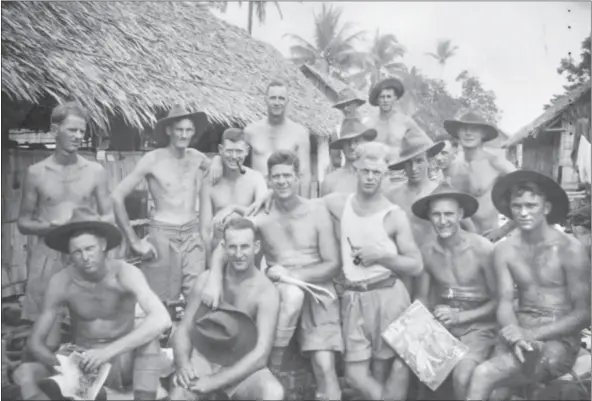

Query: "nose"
left=80, top=251, right=90, bottom=262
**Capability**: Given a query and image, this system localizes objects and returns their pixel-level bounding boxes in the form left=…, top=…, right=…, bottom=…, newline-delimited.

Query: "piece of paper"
left=50, top=352, right=111, bottom=400
left=382, top=300, right=469, bottom=391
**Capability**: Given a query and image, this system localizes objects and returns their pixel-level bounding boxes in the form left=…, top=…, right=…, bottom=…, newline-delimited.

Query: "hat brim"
left=330, top=128, right=378, bottom=149
left=192, top=303, right=258, bottom=367
left=45, top=221, right=122, bottom=254
left=491, top=170, right=569, bottom=225
left=369, top=77, right=405, bottom=106
left=443, top=120, right=498, bottom=142
left=412, top=191, right=479, bottom=220
left=388, top=141, right=445, bottom=170
left=333, top=98, right=366, bottom=110
left=154, top=111, right=209, bottom=147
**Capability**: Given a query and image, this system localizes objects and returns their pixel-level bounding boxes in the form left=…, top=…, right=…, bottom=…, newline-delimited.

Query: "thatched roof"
left=1, top=1, right=340, bottom=136
left=506, top=81, right=591, bottom=147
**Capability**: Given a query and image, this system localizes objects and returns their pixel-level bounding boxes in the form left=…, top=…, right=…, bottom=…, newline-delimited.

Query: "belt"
left=342, top=275, right=397, bottom=292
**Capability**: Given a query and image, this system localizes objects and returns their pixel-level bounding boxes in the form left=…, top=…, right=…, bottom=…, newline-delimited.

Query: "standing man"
left=199, top=128, right=267, bottom=253
left=17, top=101, right=113, bottom=352
left=329, top=88, right=368, bottom=170
left=208, top=79, right=312, bottom=197
left=467, top=170, right=591, bottom=400
left=323, top=142, right=423, bottom=400
left=171, top=217, right=284, bottom=401
left=15, top=208, right=171, bottom=400
left=445, top=112, right=516, bottom=240
left=321, top=117, right=377, bottom=195
left=112, top=105, right=210, bottom=304
left=205, top=151, right=343, bottom=400
left=413, top=183, right=498, bottom=400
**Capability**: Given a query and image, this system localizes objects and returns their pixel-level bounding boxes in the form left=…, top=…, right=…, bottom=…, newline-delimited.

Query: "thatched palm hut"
left=1, top=1, right=340, bottom=151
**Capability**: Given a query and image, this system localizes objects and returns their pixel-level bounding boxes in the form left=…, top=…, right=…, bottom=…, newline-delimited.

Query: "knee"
left=311, top=352, right=337, bottom=378
left=278, top=284, right=305, bottom=315
left=453, top=362, right=476, bottom=387
left=169, top=386, right=192, bottom=401
left=261, top=379, right=285, bottom=401
left=12, top=362, right=48, bottom=385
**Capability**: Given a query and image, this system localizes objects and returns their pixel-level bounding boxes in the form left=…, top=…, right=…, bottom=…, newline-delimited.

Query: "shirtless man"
left=112, top=105, right=209, bottom=303
left=467, top=170, right=591, bottom=400
left=323, top=142, right=423, bottom=400
left=17, top=101, right=112, bottom=352
left=170, top=217, right=284, bottom=401
left=321, top=117, right=377, bottom=196
left=413, top=183, right=497, bottom=399
left=199, top=128, right=267, bottom=254
left=329, top=88, right=367, bottom=169
left=205, top=151, right=343, bottom=400
left=15, top=209, right=171, bottom=400
left=445, top=112, right=516, bottom=240
left=208, top=79, right=312, bottom=197
left=433, top=133, right=459, bottom=184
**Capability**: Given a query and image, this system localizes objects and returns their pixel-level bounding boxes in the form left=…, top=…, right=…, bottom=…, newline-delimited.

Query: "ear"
left=458, top=206, right=466, bottom=220
left=253, top=239, right=261, bottom=255
left=50, top=123, right=59, bottom=135
left=544, top=200, right=552, bottom=217
left=165, top=125, right=172, bottom=137
left=218, top=144, right=223, bottom=154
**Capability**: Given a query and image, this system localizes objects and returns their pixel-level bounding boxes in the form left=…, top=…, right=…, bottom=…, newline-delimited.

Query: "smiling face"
left=68, top=231, right=107, bottom=275
left=458, top=125, right=485, bottom=149
left=224, top=227, right=260, bottom=273
left=428, top=198, right=464, bottom=239
left=166, top=118, right=196, bottom=150
left=219, top=139, right=248, bottom=171
left=404, top=153, right=430, bottom=184
left=53, top=115, right=86, bottom=154
left=509, top=184, right=551, bottom=231
left=266, top=85, right=288, bottom=118
left=269, top=163, right=299, bottom=200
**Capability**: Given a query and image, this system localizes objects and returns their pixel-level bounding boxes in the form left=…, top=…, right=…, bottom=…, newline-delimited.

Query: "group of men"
left=13, top=75, right=590, bottom=401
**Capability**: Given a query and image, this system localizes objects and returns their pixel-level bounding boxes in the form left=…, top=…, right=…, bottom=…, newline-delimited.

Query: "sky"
left=213, top=1, right=591, bottom=135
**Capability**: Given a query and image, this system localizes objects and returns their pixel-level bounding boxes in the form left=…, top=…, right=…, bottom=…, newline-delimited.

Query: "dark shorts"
left=341, top=278, right=410, bottom=362
left=141, top=219, right=205, bottom=302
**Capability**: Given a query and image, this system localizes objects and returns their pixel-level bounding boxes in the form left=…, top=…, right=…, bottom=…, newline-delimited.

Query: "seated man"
left=170, top=217, right=284, bottom=401
left=15, top=208, right=172, bottom=400
left=323, top=142, right=424, bottom=400
left=205, top=151, right=343, bottom=400
left=413, top=183, right=498, bottom=399
left=467, top=170, right=591, bottom=400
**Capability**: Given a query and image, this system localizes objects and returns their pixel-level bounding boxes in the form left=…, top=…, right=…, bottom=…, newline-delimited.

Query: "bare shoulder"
left=255, top=271, right=279, bottom=306
left=384, top=184, right=404, bottom=204
left=468, top=232, right=495, bottom=255
left=244, top=118, right=267, bottom=134
left=322, top=192, right=348, bottom=217
left=385, top=203, right=407, bottom=224
left=557, top=231, right=589, bottom=264
left=289, top=119, right=309, bottom=136
left=47, top=268, right=71, bottom=297
left=245, top=167, right=265, bottom=182
left=493, top=236, right=515, bottom=259
left=488, top=152, right=515, bottom=172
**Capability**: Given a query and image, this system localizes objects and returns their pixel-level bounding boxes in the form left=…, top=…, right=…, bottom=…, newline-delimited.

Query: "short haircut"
left=50, top=102, right=87, bottom=126
left=223, top=217, right=257, bottom=240
left=266, top=79, right=288, bottom=95
left=509, top=182, right=546, bottom=200
left=267, top=150, right=300, bottom=175
left=222, top=128, right=246, bottom=143
left=353, top=142, right=390, bottom=167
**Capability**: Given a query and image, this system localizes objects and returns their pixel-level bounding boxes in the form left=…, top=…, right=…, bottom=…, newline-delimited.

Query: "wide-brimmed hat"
left=388, top=130, right=445, bottom=170
left=491, top=170, right=570, bottom=225
left=369, top=76, right=405, bottom=106
left=154, top=104, right=209, bottom=147
left=412, top=182, right=479, bottom=220
left=45, top=207, right=122, bottom=254
left=190, top=302, right=257, bottom=367
left=330, top=117, right=377, bottom=150
left=443, top=111, right=499, bottom=142
left=333, top=88, right=366, bottom=110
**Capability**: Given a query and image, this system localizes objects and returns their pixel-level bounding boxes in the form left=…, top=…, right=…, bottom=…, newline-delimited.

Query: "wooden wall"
left=521, top=133, right=558, bottom=180
left=1, top=149, right=147, bottom=298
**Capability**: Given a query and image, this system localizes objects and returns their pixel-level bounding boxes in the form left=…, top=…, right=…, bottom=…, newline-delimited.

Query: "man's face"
left=458, top=126, right=484, bottom=149
left=166, top=118, right=195, bottom=149
left=53, top=115, right=86, bottom=154
left=435, top=141, right=456, bottom=170
left=224, top=228, right=260, bottom=272
left=341, top=102, right=359, bottom=118
left=266, top=85, right=288, bottom=117
left=404, top=153, right=429, bottom=184
left=343, top=135, right=371, bottom=162
left=378, top=88, right=397, bottom=113
left=269, top=164, right=298, bottom=199
left=428, top=198, right=463, bottom=239
left=356, top=159, right=386, bottom=195
left=69, top=233, right=106, bottom=275
left=219, top=139, right=248, bottom=171
left=509, top=189, right=551, bottom=231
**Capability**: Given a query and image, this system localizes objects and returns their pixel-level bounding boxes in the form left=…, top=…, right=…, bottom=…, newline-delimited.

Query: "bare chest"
left=148, top=160, right=201, bottom=198
left=211, top=179, right=257, bottom=212
left=259, top=213, right=318, bottom=258
left=66, top=281, right=134, bottom=321
left=426, top=248, right=484, bottom=286
left=451, top=159, right=499, bottom=198
left=223, top=282, right=259, bottom=319
left=37, top=167, right=97, bottom=207
left=249, top=130, right=299, bottom=157
left=373, top=116, right=407, bottom=146
left=508, top=245, right=566, bottom=288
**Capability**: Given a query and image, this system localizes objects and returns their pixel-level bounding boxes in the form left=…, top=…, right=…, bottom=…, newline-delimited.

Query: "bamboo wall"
left=1, top=149, right=146, bottom=298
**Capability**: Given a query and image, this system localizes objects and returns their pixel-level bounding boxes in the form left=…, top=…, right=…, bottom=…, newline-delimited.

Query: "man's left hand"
left=434, top=305, right=461, bottom=327
left=266, top=265, right=291, bottom=282
left=79, top=348, right=114, bottom=373
left=352, top=243, right=386, bottom=267
left=189, top=375, right=217, bottom=394
left=501, top=324, right=535, bottom=345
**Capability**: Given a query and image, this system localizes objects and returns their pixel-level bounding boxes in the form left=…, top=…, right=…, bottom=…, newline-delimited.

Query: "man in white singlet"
left=323, top=142, right=423, bottom=400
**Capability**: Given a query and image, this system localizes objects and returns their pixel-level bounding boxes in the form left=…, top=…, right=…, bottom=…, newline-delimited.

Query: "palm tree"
left=425, top=39, right=459, bottom=78
left=214, top=1, right=283, bottom=35
left=284, top=3, right=366, bottom=78
left=346, top=30, right=407, bottom=91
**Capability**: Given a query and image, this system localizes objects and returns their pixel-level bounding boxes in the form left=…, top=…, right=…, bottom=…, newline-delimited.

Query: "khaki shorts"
left=341, top=279, right=410, bottom=362
left=22, top=241, right=67, bottom=321
left=141, top=219, right=205, bottom=302
left=172, top=350, right=276, bottom=399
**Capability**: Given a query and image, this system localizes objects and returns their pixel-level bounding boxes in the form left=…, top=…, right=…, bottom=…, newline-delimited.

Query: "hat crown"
left=165, top=103, right=192, bottom=119
left=337, top=88, right=358, bottom=101
left=399, top=130, right=436, bottom=158
left=457, top=111, right=488, bottom=125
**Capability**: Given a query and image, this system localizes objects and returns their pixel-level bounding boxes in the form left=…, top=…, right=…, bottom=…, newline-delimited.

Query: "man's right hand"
left=131, top=237, right=157, bottom=260
left=201, top=273, right=223, bottom=310
left=246, top=189, right=274, bottom=216
left=206, top=156, right=223, bottom=186
left=174, top=366, right=199, bottom=389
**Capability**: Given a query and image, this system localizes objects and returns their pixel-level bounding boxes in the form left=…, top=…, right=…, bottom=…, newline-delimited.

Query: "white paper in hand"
left=50, top=352, right=112, bottom=400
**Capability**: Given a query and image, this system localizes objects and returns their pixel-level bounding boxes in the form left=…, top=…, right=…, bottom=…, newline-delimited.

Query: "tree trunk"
left=247, top=2, right=254, bottom=35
